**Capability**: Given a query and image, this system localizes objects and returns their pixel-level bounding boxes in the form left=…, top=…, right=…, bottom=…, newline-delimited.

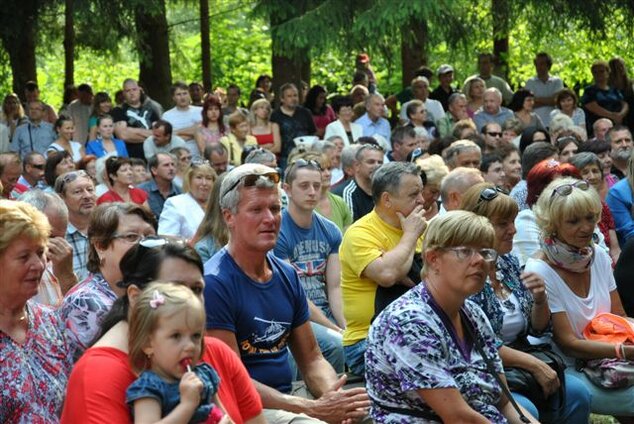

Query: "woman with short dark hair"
left=96, top=156, right=149, bottom=207
left=59, top=202, right=156, bottom=360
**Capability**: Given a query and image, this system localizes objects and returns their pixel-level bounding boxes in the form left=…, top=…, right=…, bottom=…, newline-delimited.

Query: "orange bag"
left=583, top=313, right=634, bottom=344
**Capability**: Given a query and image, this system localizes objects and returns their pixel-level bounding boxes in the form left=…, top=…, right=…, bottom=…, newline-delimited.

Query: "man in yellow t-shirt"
left=340, top=161, right=427, bottom=376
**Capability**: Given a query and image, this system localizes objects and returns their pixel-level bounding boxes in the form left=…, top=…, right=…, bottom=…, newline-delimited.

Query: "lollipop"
left=180, top=358, right=193, bottom=372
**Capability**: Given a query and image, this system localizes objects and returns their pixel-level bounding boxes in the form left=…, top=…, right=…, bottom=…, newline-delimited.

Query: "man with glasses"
left=204, top=163, right=369, bottom=423
left=481, top=122, right=503, bottom=154
left=607, top=124, right=633, bottom=180
left=138, top=153, right=181, bottom=218
left=343, top=143, right=384, bottom=222
left=55, top=170, right=97, bottom=281
left=10, top=100, right=56, bottom=159
left=274, top=158, right=346, bottom=374
left=18, top=152, right=47, bottom=190
left=340, top=161, right=427, bottom=377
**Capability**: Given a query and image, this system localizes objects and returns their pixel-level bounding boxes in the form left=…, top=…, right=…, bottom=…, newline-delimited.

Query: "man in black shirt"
left=430, top=64, right=458, bottom=111
left=111, top=78, right=160, bottom=159
left=270, top=83, right=316, bottom=169
left=342, top=143, right=384, bottom=222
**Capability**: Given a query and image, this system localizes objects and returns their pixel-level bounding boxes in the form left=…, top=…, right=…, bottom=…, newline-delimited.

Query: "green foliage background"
left=2, top=0, right=634, bottom=109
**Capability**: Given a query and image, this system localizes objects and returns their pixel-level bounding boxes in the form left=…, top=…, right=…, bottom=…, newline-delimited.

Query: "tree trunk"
left=492, top=0, right=510, bottom=82
left=269, top=4, right=311, bottom=106
left=1, top=0, right=38, bottom=100
left=63, top=0, right=75, bottom=89
left=401, top=17, right=428, bottom=88
left=200, top=0, right=212, bottom=91
left=135, top=0, right=172, bottom=108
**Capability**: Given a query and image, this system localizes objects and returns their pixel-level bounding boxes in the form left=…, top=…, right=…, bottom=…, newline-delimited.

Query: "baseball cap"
left=437, top=64, right=454, bottom=75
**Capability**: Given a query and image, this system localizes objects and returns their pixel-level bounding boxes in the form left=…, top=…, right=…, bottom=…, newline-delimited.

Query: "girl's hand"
left=179, top=372, right=203, bottom=406
left=520, top=272, right=547, bottom=304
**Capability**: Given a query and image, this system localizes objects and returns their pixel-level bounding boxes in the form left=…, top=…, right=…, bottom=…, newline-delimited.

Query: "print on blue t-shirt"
left=203, top=249, right=310, bottom=394
left=274, top=209, right=342, bottom=321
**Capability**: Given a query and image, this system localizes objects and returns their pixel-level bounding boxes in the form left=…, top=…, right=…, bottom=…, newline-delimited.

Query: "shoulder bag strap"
left=462, top=313, right=531, bottom=424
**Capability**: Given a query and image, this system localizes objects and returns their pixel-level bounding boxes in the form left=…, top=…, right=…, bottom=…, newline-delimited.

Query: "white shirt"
left=158, top=192, right=204, bottom=240
left=525, top=249, right=615, bottom=361
left=524, top=75, right=564, bottom=127
left=162, top=106, right=203, bottom=131
left=400, top=99, right=446, bottom=124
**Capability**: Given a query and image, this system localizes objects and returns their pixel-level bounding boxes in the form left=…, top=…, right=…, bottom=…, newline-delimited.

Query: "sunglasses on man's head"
left=222, top=172, right=281, bottom=197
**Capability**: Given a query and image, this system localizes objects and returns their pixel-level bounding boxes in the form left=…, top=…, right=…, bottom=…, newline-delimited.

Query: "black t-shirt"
left=111, top=103, right=160, bottom=159
left=430, top=86, right=458, bottom=112
left=270, top=106, right=316, bottom=165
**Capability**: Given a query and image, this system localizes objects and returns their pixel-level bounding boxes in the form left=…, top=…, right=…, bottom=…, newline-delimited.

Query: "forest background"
left=2, top=0, right=634, bottom=109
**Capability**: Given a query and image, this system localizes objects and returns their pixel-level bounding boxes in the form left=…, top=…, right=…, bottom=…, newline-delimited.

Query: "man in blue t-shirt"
left=275, top=158, right=345, bottom=328
left=204, top=163, right=369, bottom=423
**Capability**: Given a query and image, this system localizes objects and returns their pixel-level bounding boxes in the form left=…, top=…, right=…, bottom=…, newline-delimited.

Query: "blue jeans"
left=567, top=367, right=634, bottom=416
left=288, top=322, right=345, bottom=380
left=343, top=339, right=367, bottom=377
left=512, top=372, right=592, bottom=422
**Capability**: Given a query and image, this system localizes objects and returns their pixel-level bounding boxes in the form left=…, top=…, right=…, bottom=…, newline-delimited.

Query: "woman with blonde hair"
left=525, top=177, right=634, bottom=419
left=249, top=98, right=281, bottom=153
left=191, top=174, right=228, bottom=263
left=0, top=200, right=72, bottom=423
left=462, top=183, right=591, bottom=422
left=464, top=77, right=486, bottom=117
left=158, top=161, right=217, bottom=240
left=415, top=154, right=449, bottom=220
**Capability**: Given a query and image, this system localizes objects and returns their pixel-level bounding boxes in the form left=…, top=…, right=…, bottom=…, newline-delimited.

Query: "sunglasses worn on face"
left=30, top=164, right=45, bottom=170
left=550, top=180, right=589, bottom=199
left=486, top=132, right=503, bottom=138
left=222, top=172, right=281, bottom=197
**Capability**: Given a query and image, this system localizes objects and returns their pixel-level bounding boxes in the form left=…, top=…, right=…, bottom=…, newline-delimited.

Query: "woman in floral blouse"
left=365, top=211, right=538, bottom=423
left=462, top=182, right=591, bottom=423
left=59, top=202, right=156, bottom=360
left=0, top=201, right=72, bottom=423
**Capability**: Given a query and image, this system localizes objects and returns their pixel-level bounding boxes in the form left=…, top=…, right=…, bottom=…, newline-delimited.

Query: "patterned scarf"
left=541, top=235, right=595, bottom=273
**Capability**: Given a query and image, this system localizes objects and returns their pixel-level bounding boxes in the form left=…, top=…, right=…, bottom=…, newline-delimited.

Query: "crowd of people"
left=4, top=50, right=634, bottom=423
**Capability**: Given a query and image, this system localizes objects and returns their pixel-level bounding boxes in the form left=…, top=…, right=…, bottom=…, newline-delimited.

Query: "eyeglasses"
left=180, top=155, right=193, bottom=162
left=112, top=233, right=145, bottom=243
left=54, top=170, right=89, bottom=194
left=444, top=246, right=498, bottom=263
left=476, top=186, right=507, bottom=205
left=222, top=171, right=281, bottom=197
left=550, top=180, right=590, bottom=199
left=486, top=132, right=503, bottom=138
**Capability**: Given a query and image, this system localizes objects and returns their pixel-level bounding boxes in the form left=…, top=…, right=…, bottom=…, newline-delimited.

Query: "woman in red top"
left=249, top=98, right=281, bottom=154
left=97, top=156, right=149, bottom=208
left=61, top=240, right=264, bottom=424
left=305, top=85, right=336, bottom=138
